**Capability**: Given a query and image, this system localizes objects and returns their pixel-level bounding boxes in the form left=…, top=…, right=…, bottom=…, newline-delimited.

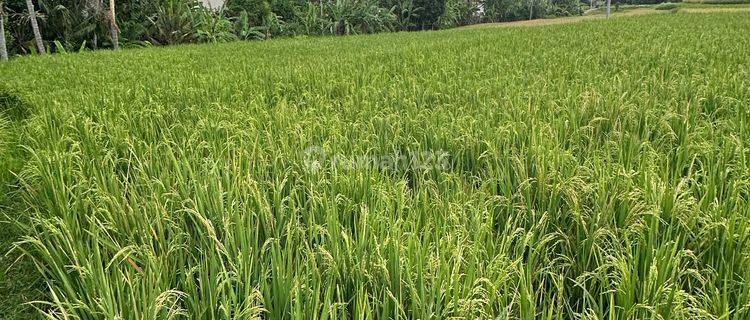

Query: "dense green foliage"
left=411, top=0, right=446, bottom=29
left=2, top=11, right=750, bottom=319
left=620, top=0, right=680, bottom=6
left=0, top=0, right=585, bottom=56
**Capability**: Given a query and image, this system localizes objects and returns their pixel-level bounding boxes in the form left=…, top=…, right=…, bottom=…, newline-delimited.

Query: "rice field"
left=1, top=11, right=750, bottom=319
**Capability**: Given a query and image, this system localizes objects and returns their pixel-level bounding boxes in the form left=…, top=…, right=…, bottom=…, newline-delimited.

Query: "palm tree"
left=25, top=0, right=45, bottom=54
left=606, top=0, right=611, bottom=17
left=108, top=0, right=119, bottom=50
left=0, top=1, right=8, bottom=61
left=528, top=0, right=534, bottom=20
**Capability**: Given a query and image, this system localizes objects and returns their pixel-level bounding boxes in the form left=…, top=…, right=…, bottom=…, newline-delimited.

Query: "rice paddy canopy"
left=1, top=11, right=750, bottom=319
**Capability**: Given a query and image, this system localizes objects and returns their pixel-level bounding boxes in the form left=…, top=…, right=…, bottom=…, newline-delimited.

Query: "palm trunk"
left=26, top=0, right=44, bottom=54
left=529, top=0, right=533, bottom=20
left=0, top=6, right=8, bottom=61
left=606, top=0, right=611, bottom=17
left=108, top=0, right=119, bottom=50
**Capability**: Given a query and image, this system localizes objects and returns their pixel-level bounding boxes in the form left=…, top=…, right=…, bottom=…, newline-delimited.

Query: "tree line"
left=0, top=0, right=584, bottom=59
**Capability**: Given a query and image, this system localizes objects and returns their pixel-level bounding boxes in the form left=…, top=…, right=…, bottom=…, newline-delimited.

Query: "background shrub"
left=654, top=2, right=679, bottom=9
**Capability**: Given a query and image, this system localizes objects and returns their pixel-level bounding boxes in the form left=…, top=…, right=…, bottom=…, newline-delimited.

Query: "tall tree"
left=606, top=0, right=611, bottom=17
left=108, top=0, right=119, bottom=50
left=529, top=0, right=533, bottom=20
left=25, top=0, right=44, bottom=54
left=0, top=0, right=7, bottom=61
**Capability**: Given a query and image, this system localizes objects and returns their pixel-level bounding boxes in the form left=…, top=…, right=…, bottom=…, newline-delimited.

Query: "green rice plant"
left=1, top=11, right=750, bottom=320
left=682, top=0, right=749, bottom=4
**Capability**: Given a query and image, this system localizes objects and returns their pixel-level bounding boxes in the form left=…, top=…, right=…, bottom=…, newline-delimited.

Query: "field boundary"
left=461, top=6, right=750, bottom=29
left=681, top=6, right=750, bottom=11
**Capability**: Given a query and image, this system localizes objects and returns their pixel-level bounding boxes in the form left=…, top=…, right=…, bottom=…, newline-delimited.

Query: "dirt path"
left=461, top=6, right=749, bottom=29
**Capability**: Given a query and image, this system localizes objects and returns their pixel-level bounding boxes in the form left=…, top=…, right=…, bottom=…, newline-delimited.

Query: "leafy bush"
left=552, top=0, right=584, bottom=15
left=412, top=0, right=446, bottom=28
left=483, top=0, right=557, bottom=22
left=621, top=0, right=680, bottom=5
left=654, top=1, right=679, bottom=8
left=438, top=0, right=481, bottom=28
left=324, top=0, right=396, bottom=35
left=225, top=0, right=273, bottom=24
left=195, top=9, right=238, bottom=43
left=0, top=0, right=599, bottom=57
left=381, top=0, right=422, bottom=29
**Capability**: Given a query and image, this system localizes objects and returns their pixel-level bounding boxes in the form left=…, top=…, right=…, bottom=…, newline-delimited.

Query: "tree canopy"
left=0, top=0, right=588, bottom=56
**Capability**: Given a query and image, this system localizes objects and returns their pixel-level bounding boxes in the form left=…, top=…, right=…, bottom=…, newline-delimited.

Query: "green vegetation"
left=582, top=5, right=644, bottom=15
left=2, top=11, right=750, bottom=319
left=654, top=2, right=679, bottom=9
left=0, top=86, right=41, bottom=318
left=682, top=0, right=749, bottom=4
left=0, top=0, right=583, bottom=58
